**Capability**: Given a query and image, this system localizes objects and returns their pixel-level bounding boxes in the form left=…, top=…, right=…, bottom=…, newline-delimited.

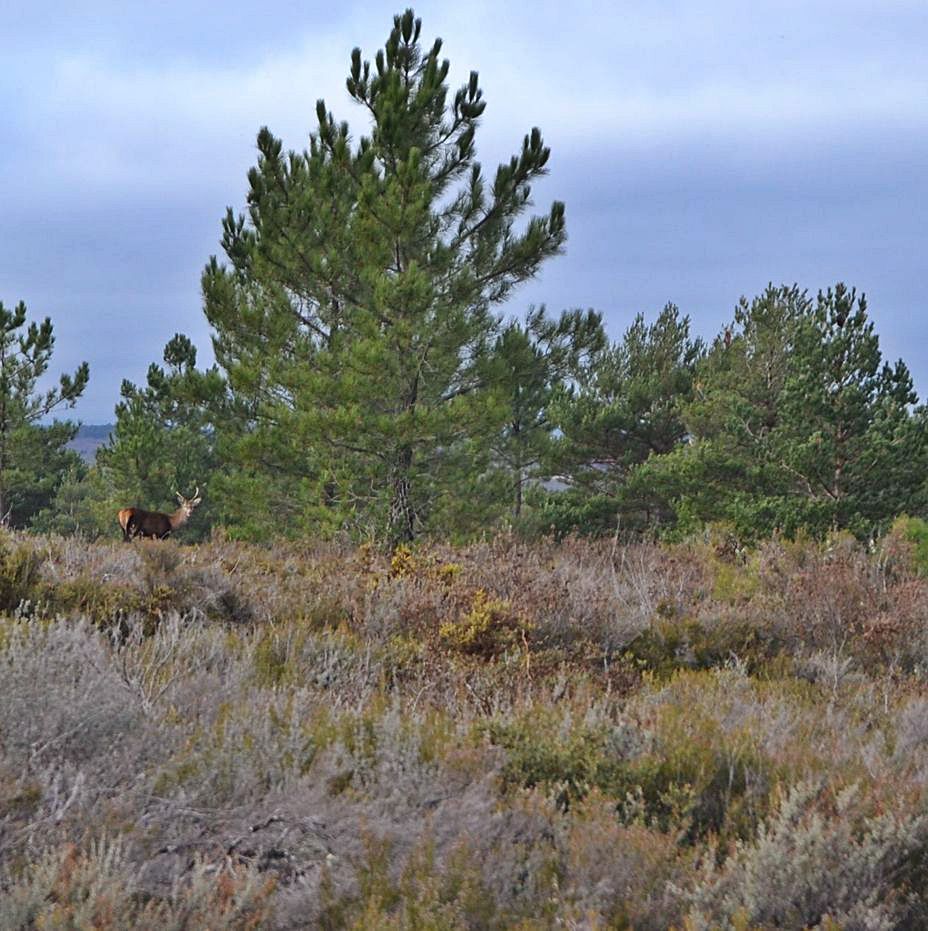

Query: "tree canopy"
left=201, top=8, right=567, bottom=544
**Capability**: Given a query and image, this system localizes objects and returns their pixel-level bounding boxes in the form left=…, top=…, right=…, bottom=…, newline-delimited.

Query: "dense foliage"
left=542, top=302, right=705, bottom=536
left=645, top=284, right=928, bottom=541
left=28, top=272, right=928, bottom=547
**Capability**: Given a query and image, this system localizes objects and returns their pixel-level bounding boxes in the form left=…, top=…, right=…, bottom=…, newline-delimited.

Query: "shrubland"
left=3, top=10, right=928, bottom=928
left=2, top=525, right=928, bottom=927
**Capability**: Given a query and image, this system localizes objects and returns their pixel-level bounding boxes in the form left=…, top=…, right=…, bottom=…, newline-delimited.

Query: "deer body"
left=118, top=488, right=202, bottom=541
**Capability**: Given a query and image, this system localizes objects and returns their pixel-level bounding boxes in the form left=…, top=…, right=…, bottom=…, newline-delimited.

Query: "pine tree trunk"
left=0, top=427, right=8, bottom=527
left=388, top=445, right=415, bottom=548
left=512, top=424, right=523, bottom=519
left=388, top=370, right=419, bottom=548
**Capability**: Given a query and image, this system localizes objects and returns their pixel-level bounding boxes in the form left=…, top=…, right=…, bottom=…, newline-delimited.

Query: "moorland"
left=3, top=525, right=928, bottom=928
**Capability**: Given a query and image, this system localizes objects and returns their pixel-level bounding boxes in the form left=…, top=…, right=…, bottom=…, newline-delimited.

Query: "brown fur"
left=119, top=489, right=202, bottom=541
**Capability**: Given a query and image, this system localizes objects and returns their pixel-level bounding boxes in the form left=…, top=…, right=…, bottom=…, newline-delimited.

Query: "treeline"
left=4, top=10, right=927, bottom=546
left=14, top=283, right=927, bottom=546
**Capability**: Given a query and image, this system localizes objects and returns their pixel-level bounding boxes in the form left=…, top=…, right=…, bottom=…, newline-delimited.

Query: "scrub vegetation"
left=4, top=526, right=928, bottom=927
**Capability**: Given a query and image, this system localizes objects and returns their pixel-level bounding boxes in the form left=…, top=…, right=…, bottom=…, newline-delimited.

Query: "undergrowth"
left=1, top=529, right=927, bottom=927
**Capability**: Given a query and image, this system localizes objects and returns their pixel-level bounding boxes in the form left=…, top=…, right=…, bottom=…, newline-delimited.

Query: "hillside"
left=2, top=528, right=928, bottom=927
left=66, top=423, right=113, bottom=462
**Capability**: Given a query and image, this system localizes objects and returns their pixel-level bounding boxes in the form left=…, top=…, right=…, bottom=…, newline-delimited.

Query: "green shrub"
left=317, top=834, right=500, bottom=930
left=889, top=515, right=928, bottom=576
left=625, top=616, right=775, bottom=678
left=0, top=532, right=42, bottom=613
left=484, top=709, right=632, bottom=811
left=41, top=576, right=143, bottom=629
left=624, top=722, right=775, bottom=844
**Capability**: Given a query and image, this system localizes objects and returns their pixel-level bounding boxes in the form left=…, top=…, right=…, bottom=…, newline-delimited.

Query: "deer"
left=118, top=487, right=202, bottom=541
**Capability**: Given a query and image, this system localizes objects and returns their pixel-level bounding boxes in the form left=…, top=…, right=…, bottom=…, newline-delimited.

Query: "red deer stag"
left=118, top=488, right=202, bottom=541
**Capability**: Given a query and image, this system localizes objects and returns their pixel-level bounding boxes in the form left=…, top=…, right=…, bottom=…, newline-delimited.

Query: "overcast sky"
left=2, top=0, right=926, bottom=422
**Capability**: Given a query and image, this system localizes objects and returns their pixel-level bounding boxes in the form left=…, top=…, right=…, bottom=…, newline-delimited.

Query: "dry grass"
left=1, top=527, right=928, bottom=927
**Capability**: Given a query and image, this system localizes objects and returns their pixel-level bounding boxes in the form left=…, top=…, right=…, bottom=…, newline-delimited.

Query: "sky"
left=2, top=0, right=927, bottom=422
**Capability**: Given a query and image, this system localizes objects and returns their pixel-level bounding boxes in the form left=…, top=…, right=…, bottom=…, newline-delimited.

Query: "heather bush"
left=685, top=782, right=928, bottom=929
left=0, top=531, right=43, bottom=613
left=0, top=618, right=150, bottom=770
left=557, top=791, right=692, bottom=929
left=1, top=837, right=273, bottom=930
left=1, top=531, right=928, bottom=924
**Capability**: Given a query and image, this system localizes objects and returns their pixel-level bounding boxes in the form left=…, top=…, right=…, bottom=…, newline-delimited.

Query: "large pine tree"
left=202, top=9, right=566, bottom=545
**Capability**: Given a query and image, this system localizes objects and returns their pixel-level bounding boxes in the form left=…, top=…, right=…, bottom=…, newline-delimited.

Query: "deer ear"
left=176, top=492, right=184, bottom=503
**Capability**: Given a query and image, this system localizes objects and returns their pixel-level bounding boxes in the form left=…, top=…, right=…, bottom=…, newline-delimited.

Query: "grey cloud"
left=1, top=1, right=926, bottom=421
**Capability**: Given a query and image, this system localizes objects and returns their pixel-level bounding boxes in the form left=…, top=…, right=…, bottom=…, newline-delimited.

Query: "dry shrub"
left=685, top=781, right=928, bottom=930
left=1, top=838, right=273, bottom=930
left=4, top=531, right=928, bottom=925
left=700, top=534, right=928, bottom=673
left=426, top=536, right=710, bottom=655
left=558, top=790, right=691, bottom=930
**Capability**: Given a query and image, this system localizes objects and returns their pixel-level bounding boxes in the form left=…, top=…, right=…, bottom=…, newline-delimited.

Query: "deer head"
left=174, top=486, right=203, bottom=523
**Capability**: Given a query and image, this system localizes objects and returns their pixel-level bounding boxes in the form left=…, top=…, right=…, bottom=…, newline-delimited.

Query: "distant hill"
left=67, top=423, right=113, bottom=462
